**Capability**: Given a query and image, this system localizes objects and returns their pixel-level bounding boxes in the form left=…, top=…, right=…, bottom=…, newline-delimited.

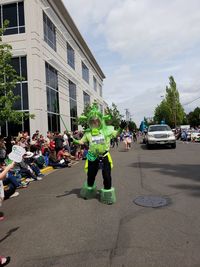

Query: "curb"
left=40, top=166, right=54, bottom=174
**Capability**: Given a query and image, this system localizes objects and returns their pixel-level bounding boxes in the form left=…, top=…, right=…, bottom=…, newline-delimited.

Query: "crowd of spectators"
left=0, top=128, right=139, bottom=207
left=0, top=129, right=90, bottom=266
left=0, top=130, right=89, bottom=203
left=0, top=128, right=140, bottom=202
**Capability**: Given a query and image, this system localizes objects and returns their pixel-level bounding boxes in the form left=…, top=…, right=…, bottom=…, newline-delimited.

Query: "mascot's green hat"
left=79, top=103, right=111, bottom=129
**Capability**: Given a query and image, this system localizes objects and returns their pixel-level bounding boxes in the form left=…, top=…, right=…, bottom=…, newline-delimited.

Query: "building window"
left=11, top=56, right=28, bottom=111
left=69, top=80, right=77, bottom=131
left=93, top=76, right=97, bottom=91
left=0, top=56, right=29, bottom=136
left=43, top=12, right=56, bottom=51
left=45, top=62, right=60, bottom=132
left=67, top=42, right=75, bottom=69
left=0, top=1, right=25, bottom=35
left=99, top=104, right=103, bottom=113
left=82, top=62, right=89, bottom=83
left=99, top=83, right=103, bottom=97
left=83, top=91, right=90, bottom=107
left=47, top=113, right=60, bottom=133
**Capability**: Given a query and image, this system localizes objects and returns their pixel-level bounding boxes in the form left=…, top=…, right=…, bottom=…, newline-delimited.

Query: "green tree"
left=127, top=120, right=137, bottom=131
left=77, top=104, right=91, bottom=129
left=0, top=22, right=34, bottom=128
left=154, top=99, right=171, bottom=125
left=119, top=119, right=137, bottom=131
left=154, top=76, right=185, bottom=128
left=105, top=103, right=123, bottom=129
left=187, top=107, right=200, bottom=127
left=120, top=120, right=127, bottom=129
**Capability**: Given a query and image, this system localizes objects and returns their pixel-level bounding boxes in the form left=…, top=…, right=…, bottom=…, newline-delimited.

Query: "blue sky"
left=63, top=0, right=200, bottom=125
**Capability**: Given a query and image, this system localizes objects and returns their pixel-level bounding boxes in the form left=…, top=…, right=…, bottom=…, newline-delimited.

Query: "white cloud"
left=63, top=0, right=200, bottom=125
left=103, top=0, right=200, bottom=62
left=63, top=0, right=119, bottom=34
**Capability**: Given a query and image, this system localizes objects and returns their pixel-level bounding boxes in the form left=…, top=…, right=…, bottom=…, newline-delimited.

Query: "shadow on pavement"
left=131, top=161, right=200, bottom=197
left=0, top=227, right=20, bottom=243
left=118, top=149, right=129, bottom=152
left=131, top=162, right=200, bottom=181
left=56, top=188, right=81, bottom=198
left=140, top=144, right=173, bottom=150
left=168, top=184, right=200, bottom=197
left=56, top=189, right=102, bottom=202
left=140, top=144, right=148, bottom=150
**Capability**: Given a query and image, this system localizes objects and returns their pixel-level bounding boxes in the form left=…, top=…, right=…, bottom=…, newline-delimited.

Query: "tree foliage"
left=154, top=76, right=185, bottom=128
left=120, top=120, right=127, bottom=129
left=154, top=100, right=171, bottom=125
left=0, top=22, right=34, bottom=127
left=105, top=103, right=123, bottom=129
left=187, top=107, right=200, bottom=127
left=77, top=104, right=91, bottom=129
left=127, top=120, right=137, bottom=131
left=120, top=120, right=137, bottom=131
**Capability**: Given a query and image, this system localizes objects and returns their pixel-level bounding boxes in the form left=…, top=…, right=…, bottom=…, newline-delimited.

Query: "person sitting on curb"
left=16, top=157, right=43, bottom=181
left=48, top=150, right=69, bottom=168
left=0, top=161, right=16, bottom=267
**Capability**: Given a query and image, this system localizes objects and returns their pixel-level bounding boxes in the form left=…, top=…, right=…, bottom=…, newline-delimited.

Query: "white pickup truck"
left=146, top=124, right=176, bottom=149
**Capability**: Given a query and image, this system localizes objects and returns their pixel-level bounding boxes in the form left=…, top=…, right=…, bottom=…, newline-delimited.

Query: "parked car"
left=191, top=131, right=200, bottom=142
left=146, top=124, right=176, bottom=149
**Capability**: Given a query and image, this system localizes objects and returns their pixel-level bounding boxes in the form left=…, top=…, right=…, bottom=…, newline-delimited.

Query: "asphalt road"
left=1, top=140, right=200, bottom=267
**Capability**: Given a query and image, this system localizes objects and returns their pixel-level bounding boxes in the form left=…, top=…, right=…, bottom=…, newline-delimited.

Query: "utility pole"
left=173, top=91, right=177, bottom=129
left=125, top=108, right=130, bottom=127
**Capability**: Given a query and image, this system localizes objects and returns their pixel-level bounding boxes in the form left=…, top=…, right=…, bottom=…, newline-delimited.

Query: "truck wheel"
left=171, top=143, right=176, bottom=149
left=147, top=143, right=152, bottom=149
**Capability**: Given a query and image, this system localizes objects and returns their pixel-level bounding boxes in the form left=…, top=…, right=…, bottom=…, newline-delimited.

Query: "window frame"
left=0, top=55, right=29, bottom=136
left=67, top=42, right=75, bottom=69
left=83, top=91, right=90, bottom=107
left=69, top=80, right=78, bottom=131
left=93, top=76, right=97, bottom=91
left=0, top=1, right=25, bottom=35
left=99, top=83, right=103, bottom=97
left=11, top=56, right=29, bottom=112
left=82, top=61, right=89, bottom=84
left=45, top=62, right=60, bottom=132
left=43, top=12, right=57, bottom=52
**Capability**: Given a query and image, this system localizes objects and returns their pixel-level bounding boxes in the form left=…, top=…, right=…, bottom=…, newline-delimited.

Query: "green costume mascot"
left=72, top=103, right=118, bottom=205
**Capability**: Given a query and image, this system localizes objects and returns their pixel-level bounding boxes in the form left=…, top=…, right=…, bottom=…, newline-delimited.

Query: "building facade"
left=1, top=0, right=106, bottom=136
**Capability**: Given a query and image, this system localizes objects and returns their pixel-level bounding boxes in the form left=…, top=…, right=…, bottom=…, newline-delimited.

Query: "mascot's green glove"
left=72, top=137, right=80, bottom=145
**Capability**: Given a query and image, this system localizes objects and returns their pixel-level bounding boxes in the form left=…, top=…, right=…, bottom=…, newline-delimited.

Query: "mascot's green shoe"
left=100, top=187, right=116, bottom=205
left=80, top=181, right=97, bottom=199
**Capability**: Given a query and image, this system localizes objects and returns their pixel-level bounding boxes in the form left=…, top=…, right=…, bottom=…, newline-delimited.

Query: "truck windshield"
left=148, top=125, right=171, bottom=132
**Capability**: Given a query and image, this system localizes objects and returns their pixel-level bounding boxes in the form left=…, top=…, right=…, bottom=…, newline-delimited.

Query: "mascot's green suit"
left=73, top=103, right=118, bottom=205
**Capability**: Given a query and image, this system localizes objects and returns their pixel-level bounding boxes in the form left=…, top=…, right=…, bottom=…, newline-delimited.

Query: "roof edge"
left=48, top=0, right=106, bottom=80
